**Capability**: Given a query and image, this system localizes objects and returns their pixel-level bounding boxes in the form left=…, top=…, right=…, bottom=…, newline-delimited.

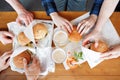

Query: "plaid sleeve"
left=90, top=0, right=104, bottom=16
left=41, top=0, right=58, bottom=15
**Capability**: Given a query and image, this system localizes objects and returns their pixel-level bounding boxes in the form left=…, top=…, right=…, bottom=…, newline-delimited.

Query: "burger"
left=69, top=25, right=82, bottom=42
left=33, top=23, right=48, bottom=40
left=13, top=50, right=32, bottom=69
left=17, top=32, right=31, bottom=46
left=90, top=40, right=109, bottom=53
left=17, top=23, right=48, bottom=46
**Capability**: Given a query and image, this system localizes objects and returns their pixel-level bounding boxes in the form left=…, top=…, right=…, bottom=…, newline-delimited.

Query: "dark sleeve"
left=90, top=0, right=104, bottom=16
left=41, top=0, right=58, bottom=15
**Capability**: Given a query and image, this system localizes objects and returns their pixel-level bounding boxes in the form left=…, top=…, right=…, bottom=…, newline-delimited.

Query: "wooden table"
left=0, top=11, right=120, bottom=80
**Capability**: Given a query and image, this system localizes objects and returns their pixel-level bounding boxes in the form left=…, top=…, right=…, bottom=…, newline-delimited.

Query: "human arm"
left=0, top=31, right=14, bottom=45
left=101, top=44, right=120, bottom=59
left=77, top=0, right=103, bottom=35
left=0, top=50, right=12, bottom=72
left=83, top=0, right=119, bottom=46
left=23, top=56, right=41, bottom=80
left=41, top=0, right=73, bottom=33
left=5, top=0, right=33, bottom=26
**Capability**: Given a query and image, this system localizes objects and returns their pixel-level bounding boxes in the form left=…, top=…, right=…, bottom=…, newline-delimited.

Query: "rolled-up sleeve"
left=90, top=0, right=104, bottom=16
left=41, top=0, right=58, bottom=15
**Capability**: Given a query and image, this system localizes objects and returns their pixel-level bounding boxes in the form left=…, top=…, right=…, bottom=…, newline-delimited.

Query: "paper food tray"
left=10, top=47, right=36, bottom=73
left=10, top=47, right=55, bottom=76
left=7, top=20, right=54, bottom=49
left=63, top=42, right=86, bottom=70
left=71, top=12, right=120, bottom=68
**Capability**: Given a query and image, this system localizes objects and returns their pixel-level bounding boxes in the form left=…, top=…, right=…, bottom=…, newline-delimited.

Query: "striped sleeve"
left=90, top=0, right=104, bottom=16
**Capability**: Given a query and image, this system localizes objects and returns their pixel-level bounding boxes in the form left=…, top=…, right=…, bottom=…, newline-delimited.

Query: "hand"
left=82, top=30, right=102, bottom=48
left=0, top=50, right=12, bottom=72
left=77, top=14, right=97, bottom=36
left=16, top=10, right=34, bottom=26
left=23, top=56, right=41, bottom=80
left=100, top=45, right=120, bottom=60
left=0, top=31, right=14, bottom=45
left=50, top=12, right=73, bottom=33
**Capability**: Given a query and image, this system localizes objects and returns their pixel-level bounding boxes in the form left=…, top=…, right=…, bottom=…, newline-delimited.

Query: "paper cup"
left=53, top=28, right=68, bottom=47
left=52, top=48, right=67, bottom=63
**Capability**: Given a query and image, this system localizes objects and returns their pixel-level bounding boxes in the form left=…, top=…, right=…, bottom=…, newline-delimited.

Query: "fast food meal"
left=69, top=25, right=82, bottom=42
left=90, top=40, right=109, bottom=53
left=18, top=32, right=31, bottom=46
left=13, top=50, right=32, bottom=68
left=33, top=23, right=48, bottom=40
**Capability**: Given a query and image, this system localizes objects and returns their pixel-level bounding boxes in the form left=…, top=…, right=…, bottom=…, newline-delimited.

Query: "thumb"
left=16, top=18, right=22, bottom=26
left=82, top=38, right=90, bottom=46
left=95, top=40, right=99, bottom=48
left=23, top=58, right=28, bottom=70
left=4, top=59, right=10, bottom=69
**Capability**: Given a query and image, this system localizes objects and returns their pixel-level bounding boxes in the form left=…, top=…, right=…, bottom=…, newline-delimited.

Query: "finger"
left=23, top=58, right=28, bottom=70
left=5, top=58, right=10, bottom=68
left=78, top=22, right=86, bottom=34
left=82, top=38, right=90, bottom=46
left=95, top=40, right=99, bottom=48
left=1, top=39, right=12, bottom=45
left=29, top=15, right=33, bottom=22
left=16, top=18, right=22, bottom=26
left=3, top=54, right=11, bottom=61
left=2, top=50, right=12, bottom=58
left=23, top=18, right=29, bottom=26
left=32, top=56, right=37, bottom=64
left=65, top=20, right=73, bottom=30
left=3, top=31, right=14, bottom=38
left=80, top=25, right=89, bottom=36
left=27, top=16, right=31, bottom=25
left=101, top=54, right=114, bottom=60
left=63, top=23, right=71, bottom=33
left=85, top=25, right=92, bottom=34
left=100, top=52, right=112, bottom=58
left=61, top=26, right=68, bottom=33
left=77, top=20, right=85, bottom=31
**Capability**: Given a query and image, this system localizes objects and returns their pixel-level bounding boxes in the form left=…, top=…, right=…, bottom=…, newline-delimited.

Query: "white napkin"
left=81, top=46, right=103, bottom=68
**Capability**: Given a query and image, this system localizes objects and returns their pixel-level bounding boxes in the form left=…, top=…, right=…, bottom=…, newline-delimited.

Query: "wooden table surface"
left=0, top=11, right=120, bottom=80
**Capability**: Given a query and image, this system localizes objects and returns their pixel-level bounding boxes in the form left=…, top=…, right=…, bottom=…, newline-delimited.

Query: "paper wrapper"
left=10, top=47, right=36, bottom=73
left=10, top=47, right=55, bottom=75
left=7, top=20, right=54, bottom=49
left=71, top=12, right=120, bottom=68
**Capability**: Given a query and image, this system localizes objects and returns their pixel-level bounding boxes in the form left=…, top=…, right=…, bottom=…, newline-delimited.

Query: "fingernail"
left=23, top=58, right=26, bottom=62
